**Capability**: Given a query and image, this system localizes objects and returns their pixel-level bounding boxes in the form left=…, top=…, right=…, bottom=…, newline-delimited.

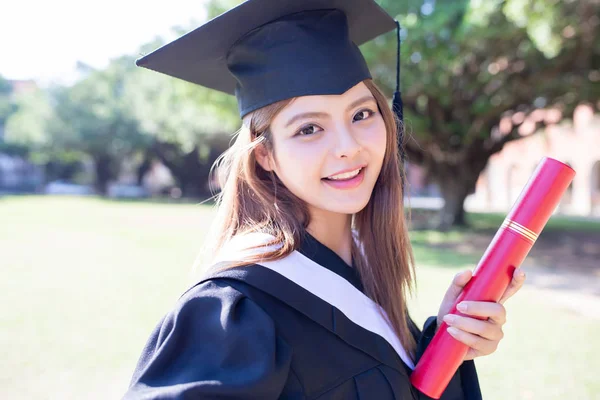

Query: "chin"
left=322, top=197, right=371, bottom=215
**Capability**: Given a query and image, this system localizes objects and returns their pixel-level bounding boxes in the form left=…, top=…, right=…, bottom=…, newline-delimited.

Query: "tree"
left=363, top=0, right=600, bottom=228
left=4, top=86, right=54, bottom=147
left=192, top=0, right=600, bottom=225
left=4, top=85, right=90, bottom=183
left=127, top=34, right=240, bottom=196
left=51, top=56, right=148, bottom=194
left=0, top=75, right=16, bottom=139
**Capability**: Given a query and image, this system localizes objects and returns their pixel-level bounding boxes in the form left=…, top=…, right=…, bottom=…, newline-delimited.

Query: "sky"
left=0, top=0, right=208, bottom=84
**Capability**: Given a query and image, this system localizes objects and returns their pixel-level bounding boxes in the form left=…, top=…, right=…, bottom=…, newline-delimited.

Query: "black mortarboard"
left=135, top=0, right=402, bottom=121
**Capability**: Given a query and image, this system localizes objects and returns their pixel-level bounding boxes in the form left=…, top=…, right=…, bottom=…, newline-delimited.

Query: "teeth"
left=328, top=168, right=361, bottom=180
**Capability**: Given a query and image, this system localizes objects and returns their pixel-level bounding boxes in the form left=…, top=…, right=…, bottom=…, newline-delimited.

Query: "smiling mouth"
left=324, top=167, right=363, bottom=181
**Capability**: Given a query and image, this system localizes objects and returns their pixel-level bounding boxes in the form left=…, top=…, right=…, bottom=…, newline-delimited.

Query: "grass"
left=1, top=196, right=598, bottom=399
left=466, top=211, right=600, bottom=232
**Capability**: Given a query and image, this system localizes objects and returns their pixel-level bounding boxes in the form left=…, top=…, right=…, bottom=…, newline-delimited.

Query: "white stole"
left=214, top=232, right=415, bottom=370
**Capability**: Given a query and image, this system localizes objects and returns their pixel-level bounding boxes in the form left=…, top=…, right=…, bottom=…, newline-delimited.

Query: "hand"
left=436, top=268, right=526, bottom=361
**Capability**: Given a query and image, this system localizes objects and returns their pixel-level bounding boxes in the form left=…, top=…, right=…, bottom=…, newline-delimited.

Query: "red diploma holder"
left=409, top=157, right=576, bottom=399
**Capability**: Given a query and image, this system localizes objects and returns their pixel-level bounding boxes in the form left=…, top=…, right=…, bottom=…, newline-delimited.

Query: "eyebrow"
left=284, top=95, right=376, bottom=128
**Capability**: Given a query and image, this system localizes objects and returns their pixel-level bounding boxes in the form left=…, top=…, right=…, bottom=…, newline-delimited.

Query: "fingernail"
left=447, top=327, right=459, bottom=336
left=457, top=302, right=467, bottom=312
left=443, top=314, right=456, bottom=325
left=518, top=271, right=526, bottom=278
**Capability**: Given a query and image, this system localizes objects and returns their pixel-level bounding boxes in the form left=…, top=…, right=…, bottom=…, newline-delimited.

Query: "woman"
left=124, top=1, right=526, bottom=399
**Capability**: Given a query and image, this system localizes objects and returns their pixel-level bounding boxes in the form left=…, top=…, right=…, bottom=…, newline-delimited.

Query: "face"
left=258, top=81, right=387, bottom=216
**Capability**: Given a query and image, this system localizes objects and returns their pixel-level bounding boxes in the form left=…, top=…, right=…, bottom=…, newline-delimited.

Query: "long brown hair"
left=198, top=78, right=417, bottom=360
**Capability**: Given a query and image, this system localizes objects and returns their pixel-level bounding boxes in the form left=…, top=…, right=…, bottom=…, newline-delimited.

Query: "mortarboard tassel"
left=392, top=20, right=406, bottom=194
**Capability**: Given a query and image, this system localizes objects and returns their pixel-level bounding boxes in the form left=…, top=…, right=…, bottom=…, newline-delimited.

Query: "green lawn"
left=465, top=211, right=600, bottom=232
left=1, top=196, right=598, bottom=399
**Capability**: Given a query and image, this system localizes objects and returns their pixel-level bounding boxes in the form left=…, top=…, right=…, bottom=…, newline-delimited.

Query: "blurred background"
left=1, top=0, right=599, bottom=399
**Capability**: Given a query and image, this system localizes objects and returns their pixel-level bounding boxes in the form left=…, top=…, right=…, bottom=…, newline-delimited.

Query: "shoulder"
left=212, top=231, right=282, bottom=264
left=149, top=278, right=280, bottom=354
left=125, top=278, right=293, bottom=399
left=180, top=277, right=249, bottom=305
left=175, top=277, right=279, bottom=337
left=175, top=278, right=265, bottom=327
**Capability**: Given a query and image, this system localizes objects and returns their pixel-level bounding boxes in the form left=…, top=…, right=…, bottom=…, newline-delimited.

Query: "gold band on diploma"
left=501, top=218, right=539, bottom=243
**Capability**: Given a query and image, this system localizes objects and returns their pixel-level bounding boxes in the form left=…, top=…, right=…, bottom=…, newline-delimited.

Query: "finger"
left=443, top=314, right=504, bottom=341
left=498, top=268, right=527, bottom=305
left=456, top=301, right=506, bottom=325
left=447, top=326, right=499, bottom=356
left=442, top=270, right=473, bottom=305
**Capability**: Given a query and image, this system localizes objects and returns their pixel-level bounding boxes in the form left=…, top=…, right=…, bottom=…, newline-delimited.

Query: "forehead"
left=283, top=81, right=373, bottom=113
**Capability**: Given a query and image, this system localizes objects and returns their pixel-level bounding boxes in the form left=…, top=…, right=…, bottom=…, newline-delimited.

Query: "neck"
left=306, top=208, right=353, bottom=267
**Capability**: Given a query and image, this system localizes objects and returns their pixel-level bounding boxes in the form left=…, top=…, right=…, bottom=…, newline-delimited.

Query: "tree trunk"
left=437, top=176, right=471, bottom=229
left=180, top=146, right=207, bottom=197
left=152, top=142, right=208, bottom=198
left=152, top=137, right=230, bottom=199
left=429, top=156, right=489, bottom=230
left=93, top=154, right=113, bottom=195
left=136, top=150, right=154, bottom=186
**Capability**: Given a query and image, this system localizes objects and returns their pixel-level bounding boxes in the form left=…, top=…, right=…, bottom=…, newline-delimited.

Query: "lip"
left=322, top=166, right=366, bottom=190
left=324, top=164, right=368, bottom=179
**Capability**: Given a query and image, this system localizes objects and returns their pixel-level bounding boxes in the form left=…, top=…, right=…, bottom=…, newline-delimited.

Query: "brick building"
left=465, top=104, right=600, bottom=217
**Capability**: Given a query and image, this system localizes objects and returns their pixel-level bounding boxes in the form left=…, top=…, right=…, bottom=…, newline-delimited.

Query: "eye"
left=353, top=109, right=375, bottom=122
left=296, top=124, right=323, bottom=136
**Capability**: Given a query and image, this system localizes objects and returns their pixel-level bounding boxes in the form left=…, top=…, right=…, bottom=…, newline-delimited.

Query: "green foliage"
left=0, top=75, right=16, bottom=129
left=502, top=0, right=564, bottom=57
left=361, top=0, right=600, bottom=226
left=4, top=86, right=54, bottom=147
left=365, top=0, right=599, bottom=145
left=0, top=141, right=29, bottom=157
left=51, top=56, right=147, bottom=158
left=124, top=64, right=239, bottom=153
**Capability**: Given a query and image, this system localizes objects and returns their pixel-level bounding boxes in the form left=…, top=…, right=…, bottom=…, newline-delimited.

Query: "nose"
left=332, top=125, right=362, bottom=159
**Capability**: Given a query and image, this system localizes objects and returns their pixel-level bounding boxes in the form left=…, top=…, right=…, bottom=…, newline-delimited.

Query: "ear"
left=254, top=143, right=274, bottom=172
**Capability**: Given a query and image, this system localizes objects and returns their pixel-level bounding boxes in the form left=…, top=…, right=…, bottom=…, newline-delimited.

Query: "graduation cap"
left=137, top=0, right=403, bottom=119
left=137, top=0, right=406, bottom=182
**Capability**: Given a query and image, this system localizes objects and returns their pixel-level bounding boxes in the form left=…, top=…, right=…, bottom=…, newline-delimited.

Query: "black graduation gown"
left=124, top=233, right=482, bottom=400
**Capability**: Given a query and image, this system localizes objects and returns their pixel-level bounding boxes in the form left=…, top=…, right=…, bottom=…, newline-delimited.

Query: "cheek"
left=273, top=141, right=326, bottom=189
left=360, top=119, right=387, bottom=161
